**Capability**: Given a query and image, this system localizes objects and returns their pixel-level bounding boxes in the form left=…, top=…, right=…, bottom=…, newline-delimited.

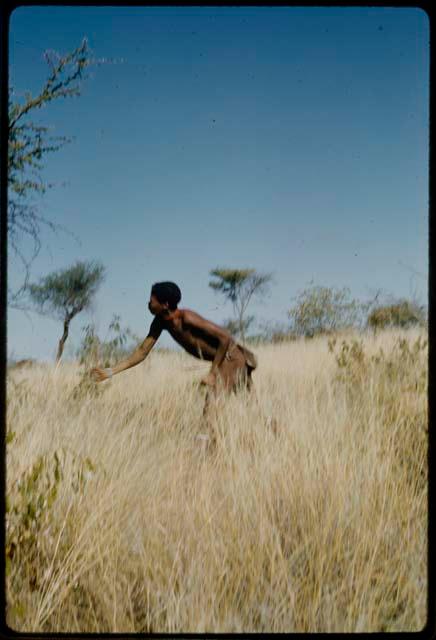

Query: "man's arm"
left=182, top=310, right=231, bottom=385
left=91, top=317, right=162, bottom=382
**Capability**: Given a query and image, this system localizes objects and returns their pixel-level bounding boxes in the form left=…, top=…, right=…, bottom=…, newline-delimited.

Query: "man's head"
left=149, top=281, right=182, bottom=315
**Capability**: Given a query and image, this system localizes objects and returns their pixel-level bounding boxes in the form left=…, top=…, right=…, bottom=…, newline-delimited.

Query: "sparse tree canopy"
left=209, top=268, right=273, bottom=343
left=289, top=284, right=364, bottom=337
left=28, top=260, right=105, bottom=362
left=8, top=39, right=94, bottom=306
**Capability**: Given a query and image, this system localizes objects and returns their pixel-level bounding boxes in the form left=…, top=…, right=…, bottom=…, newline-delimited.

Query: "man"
left=91, top=282, right=257, bottom=415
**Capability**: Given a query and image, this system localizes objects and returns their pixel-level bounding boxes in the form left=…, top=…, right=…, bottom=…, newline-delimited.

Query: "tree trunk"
left=56, top=318, right=70, bottom=362
left=239, top=311, right=245, bottom=346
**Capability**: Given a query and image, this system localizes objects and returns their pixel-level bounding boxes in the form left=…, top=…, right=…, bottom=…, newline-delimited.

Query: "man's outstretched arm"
left=91, top=318, right=162, bottom=382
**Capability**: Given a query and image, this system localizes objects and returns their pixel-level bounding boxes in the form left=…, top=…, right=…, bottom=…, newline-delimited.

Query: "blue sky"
left=8, top=6, right=429, bottom=361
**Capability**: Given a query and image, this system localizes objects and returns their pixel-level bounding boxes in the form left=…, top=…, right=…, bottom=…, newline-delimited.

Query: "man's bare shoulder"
left=180, top=308, right=230, bottom=336
left=179, top=308, right=206, bottom=323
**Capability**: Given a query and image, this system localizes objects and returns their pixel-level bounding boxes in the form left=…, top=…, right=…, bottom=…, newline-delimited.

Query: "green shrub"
left=289, top=285, right=365, bottom=337
left=367, top=300, right=426, bottom=331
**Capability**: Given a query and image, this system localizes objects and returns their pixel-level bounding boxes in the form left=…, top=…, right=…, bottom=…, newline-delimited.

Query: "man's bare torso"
left=152, top=308, right=230, bottom=362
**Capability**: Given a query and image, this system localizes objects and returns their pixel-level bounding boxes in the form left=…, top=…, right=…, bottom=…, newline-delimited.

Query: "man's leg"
left=199, top=386, right=219, bottom=447
left=202, top=387, right=216, bottom=420
left=199, top=356, right=254, bottom=446
left=199, top=358, right=239, bottom=445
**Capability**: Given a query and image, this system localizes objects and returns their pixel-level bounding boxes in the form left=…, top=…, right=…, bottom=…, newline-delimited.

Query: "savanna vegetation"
left=6, top=326, right=427, bottom=632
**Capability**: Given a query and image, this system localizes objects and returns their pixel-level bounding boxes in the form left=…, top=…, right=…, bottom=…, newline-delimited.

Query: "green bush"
left=367, top=300, right=426, bottom=331
left=289, top=285, right=365, bottom=337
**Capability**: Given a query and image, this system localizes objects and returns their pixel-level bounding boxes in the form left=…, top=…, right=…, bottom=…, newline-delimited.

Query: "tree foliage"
left=27, top=260, right=105, bottom=361
left=8, top=39, right=94, bottom=305
left=209, top=268, right=273, bottom=343
left=289, top=284, right=364, bottom=337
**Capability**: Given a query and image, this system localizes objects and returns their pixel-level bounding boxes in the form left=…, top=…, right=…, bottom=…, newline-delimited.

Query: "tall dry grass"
left=6, top=328, right=427, bottom=632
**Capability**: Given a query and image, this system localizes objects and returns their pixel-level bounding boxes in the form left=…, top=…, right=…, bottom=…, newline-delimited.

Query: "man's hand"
left=91, top=367, right=112, bottom=383
left=200, top=371, right=217, bottom=387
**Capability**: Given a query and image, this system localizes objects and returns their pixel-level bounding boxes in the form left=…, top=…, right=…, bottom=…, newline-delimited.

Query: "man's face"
left=148, top=293, right=167, bottom=316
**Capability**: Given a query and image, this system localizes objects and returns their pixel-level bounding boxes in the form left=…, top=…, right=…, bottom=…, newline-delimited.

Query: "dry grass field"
left=6, top=328, right=428, bottom=632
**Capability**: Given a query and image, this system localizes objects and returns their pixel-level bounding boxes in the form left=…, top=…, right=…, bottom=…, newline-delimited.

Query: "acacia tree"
left=27, top=260, right=105, bottom=362
left=209, top=268, right=273, bottom=344
left=8, top=38, right=95, bottom=306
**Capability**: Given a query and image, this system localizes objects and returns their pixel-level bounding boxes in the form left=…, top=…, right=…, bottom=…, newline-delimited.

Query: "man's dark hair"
left=151, top=282, right=182, bottom=310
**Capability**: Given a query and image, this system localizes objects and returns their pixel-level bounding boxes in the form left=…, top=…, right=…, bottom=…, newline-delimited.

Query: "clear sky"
left=7, top=6, right=429, bottom=361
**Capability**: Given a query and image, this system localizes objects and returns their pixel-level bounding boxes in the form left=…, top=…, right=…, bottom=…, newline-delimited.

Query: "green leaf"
left=11, top=602, right=26, bottom=619
left=26, top=502, right=36, bottom=521
left=84, top=457, right=95, bottom=472
left=54, top=451, right=61, bottom=483
left=47, top=485, right=57, bottom=508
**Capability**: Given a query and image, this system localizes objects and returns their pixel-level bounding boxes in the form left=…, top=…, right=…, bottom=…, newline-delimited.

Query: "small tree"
left=209, top=268, right=273, bottom=344
left=289, top=284, right=363, bottom=337
left=27, top=260, right=105, bottom=362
